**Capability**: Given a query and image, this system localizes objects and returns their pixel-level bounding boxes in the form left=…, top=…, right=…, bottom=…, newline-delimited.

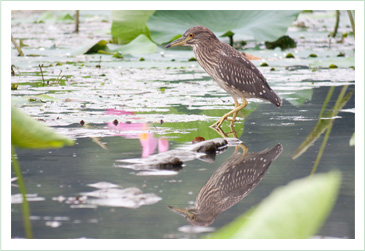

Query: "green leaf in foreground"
left=349, top=132, right=355, bottom=146
left=11, top=105, right=74, bottom=149
left=206, top=171, right=341, bottom=239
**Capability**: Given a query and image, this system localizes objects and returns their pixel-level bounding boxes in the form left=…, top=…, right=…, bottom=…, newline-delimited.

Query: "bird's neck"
left=193, top=43, right=220, bottom=71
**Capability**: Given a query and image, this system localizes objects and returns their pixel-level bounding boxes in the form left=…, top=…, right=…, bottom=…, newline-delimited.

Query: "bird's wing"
left=215, top=53, right=266, bottom=91
left=214, top=51, right=282, bottom=107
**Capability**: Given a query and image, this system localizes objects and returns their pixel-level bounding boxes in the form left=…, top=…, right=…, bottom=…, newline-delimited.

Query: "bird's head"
left=168, top=205, right=215, bottom=226
left=165, top=26, right=218, bottom=48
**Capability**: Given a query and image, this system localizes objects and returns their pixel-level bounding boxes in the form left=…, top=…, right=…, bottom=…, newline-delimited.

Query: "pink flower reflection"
left=106, top=109, right=168, bottom=158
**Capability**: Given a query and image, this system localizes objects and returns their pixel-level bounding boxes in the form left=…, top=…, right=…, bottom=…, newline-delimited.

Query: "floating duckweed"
left=56, top=62, right=63, bottom=66
left=270, top=67, right=275, bottom=71
left=188, top=57, right=197, bottom=61
left=329, top=64, right=338, bottom=69
left=337, top=52, right=345, bottom=57
left=260, top=62, right=269, bottom=67
left=139, top=57, right=145, bottom=61
left=349, top=66, right=355, bottom=70
left=342, top=33, right=348, bottom=38
left=285, top=53, right=295, bottom=58
left=309, top=53, right=317, bottom=58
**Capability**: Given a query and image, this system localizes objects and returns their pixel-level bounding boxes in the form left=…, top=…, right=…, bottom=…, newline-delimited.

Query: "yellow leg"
left=210, top=98, right=248, bottom=128
left=228, top=99, right=240, bottom=127
left=210, top=124, right=239, bottom=139
left=234, top=144, right=248, bottom=155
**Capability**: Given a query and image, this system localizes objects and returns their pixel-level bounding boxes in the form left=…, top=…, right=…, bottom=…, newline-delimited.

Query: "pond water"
left=11, top=11, right=355, bottom=239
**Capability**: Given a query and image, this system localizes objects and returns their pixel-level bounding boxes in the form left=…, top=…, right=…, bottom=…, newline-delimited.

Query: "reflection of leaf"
left=147, top=10, right=301, bottom=44
left=154, top=105, right=258, bottom=142
left=158, top=120, right=244, bottom=143
left=111, top=10, right=155, bottom=44
left=11, top=106, right=74, bottom=149
left=283, top=89, right=313, bottom=107
left=207, top=171, right=341, bottom=239
left=292, top=88, right=353, bottom=159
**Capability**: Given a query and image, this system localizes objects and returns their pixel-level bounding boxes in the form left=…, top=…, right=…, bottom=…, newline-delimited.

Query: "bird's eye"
left=190, top=215, right=196, bottom=221
left=189, top=33, right=194, bottom=38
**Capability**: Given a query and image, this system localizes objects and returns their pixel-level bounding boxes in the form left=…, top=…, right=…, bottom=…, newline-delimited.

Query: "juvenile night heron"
left=168, top=143, right=283, bottom=226
left=165, top=26, right=282, bottom=128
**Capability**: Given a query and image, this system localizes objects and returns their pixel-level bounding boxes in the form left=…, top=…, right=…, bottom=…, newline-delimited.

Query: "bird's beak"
left=168, top=206, right=191, bottom=217
left=165, top=36, right=190, bottom=48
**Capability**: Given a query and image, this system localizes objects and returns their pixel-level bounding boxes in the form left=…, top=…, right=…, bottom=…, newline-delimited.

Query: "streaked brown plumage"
left=166, top=26, right=282, bottom=127
left=168, top=143, right=283, bottom=226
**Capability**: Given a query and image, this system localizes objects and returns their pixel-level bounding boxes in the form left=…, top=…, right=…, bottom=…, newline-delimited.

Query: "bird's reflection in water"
left=168, top=142, right=283, bottom=226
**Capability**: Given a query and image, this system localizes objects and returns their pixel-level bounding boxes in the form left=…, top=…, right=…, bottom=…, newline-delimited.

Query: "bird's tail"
left=267, top=89, right=282, bottom=108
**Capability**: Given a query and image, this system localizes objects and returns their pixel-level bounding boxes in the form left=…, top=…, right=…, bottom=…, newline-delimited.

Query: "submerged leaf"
left=284, top=89, right=313, bottom=107
left=11, top=106, right=74, bottom=149
left=207, top=171, right=341, bottom=239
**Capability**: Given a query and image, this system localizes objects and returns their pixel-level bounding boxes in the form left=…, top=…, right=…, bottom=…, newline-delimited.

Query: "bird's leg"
left=227, top=99, right=240, bottom=127
left=210, top=126, right=229, bottom=138
left=210, top=98, right=248, bottom=128
left=234, top=143, right=248, bottom=155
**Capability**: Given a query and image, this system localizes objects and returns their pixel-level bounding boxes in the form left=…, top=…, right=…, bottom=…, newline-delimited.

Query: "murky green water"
left=11, top=10, right=355, bottom=239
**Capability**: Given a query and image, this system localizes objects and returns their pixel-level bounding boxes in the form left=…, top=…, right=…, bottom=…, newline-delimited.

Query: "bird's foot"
left=211, top=116, right=238, bottom=128
left=211, top=104, right=243, bottom=128
left=210, top=116, right=227, bottom=128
